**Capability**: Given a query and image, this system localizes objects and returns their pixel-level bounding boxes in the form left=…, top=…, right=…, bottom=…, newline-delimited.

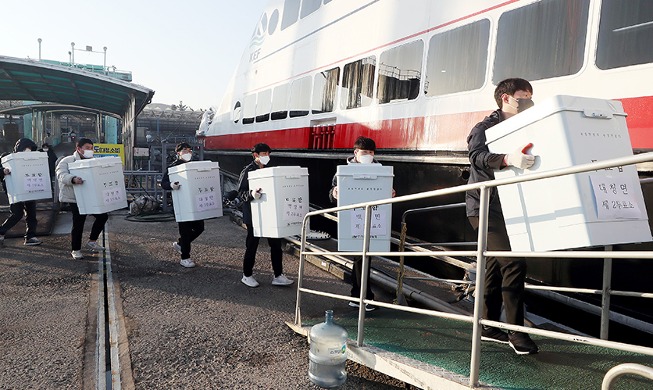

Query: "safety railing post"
left=356, top=205, right=373, bottom=346
left=294, top=216, right=310, bottom=327
left=469, top=185, right=489, bottom=388
left=601, top=245, right=613, bottom=340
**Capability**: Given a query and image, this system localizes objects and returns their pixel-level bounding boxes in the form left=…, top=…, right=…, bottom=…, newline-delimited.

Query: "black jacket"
left=465, top=109, right=508, bottom=218
left=161, top=158, right=187, bottom=190
left=237, top=160, right=263, bottom=225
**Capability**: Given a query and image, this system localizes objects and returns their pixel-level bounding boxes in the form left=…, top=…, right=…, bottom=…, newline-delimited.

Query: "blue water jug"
left=308, top=310, right=348, bottom=388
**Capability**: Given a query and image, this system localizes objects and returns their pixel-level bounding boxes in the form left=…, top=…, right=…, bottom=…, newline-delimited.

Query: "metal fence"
left=293, top=152, right=653, bottom=388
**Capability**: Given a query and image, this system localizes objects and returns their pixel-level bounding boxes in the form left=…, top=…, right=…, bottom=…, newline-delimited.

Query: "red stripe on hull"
left=205, top=99, right=653, bottom=151
left=619, top=96, right=653, bottom=149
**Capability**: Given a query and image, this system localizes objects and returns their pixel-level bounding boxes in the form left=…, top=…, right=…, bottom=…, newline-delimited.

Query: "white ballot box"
left=68, top=156, right=127, bottom=215
left=248, top=166, right=309, bottom=238
left=336, top=164, right=394, bottom=252
left=486, top=95, right=651, bottom=251
left=168, top=161, right=223, bottom=222
left=1, top=152, right=52, bottom=204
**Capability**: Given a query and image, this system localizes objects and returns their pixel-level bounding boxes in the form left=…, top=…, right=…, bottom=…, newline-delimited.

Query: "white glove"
left=506, top=144, right=535, bottom=169
left=251, top=189, right=262, bottom=200
left=171, top=182, right=181, bottom=190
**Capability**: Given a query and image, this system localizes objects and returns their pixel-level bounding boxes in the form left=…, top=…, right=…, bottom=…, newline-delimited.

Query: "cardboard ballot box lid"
left=168, top=161, right=219, bottom=174
left=485, top=95, right=626, bottom=145
left=248, top=166, right=308, bottom=179
left=336, top=163, right=394, bottom=178
left=69, top=156, right=123, bottom=169
left=1, top=151, right=49, bottom=164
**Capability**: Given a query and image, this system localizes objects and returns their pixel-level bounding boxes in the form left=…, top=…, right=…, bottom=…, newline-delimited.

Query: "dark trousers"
left=243, top=223, right=283, bottom=277
left=468, top=215, right=526, bottom=326
left=177, top=220, right=204, bottom=259
left=351, top=256, right=375, bottom=299
left=0, top=201, right=37, bottom=239
left=70, top=203, right=109, bottom=251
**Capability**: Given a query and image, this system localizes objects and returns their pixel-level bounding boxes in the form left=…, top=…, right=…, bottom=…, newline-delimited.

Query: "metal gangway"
left=290, top=152, right=653, bottom=389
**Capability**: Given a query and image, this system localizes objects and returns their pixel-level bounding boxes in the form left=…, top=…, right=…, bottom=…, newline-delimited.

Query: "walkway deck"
left=294, top=309, right=652, bottom=389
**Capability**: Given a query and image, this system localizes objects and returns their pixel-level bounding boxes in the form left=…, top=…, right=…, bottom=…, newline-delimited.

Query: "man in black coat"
left=466, top=78, right=538, bottom=355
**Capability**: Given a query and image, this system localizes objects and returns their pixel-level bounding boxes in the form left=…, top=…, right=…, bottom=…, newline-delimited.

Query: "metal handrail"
left=602, top=363, right=653, bottom=389
left=294, top=151, right=653, bottom=388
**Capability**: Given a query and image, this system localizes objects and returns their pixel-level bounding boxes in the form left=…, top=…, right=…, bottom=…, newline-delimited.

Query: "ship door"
left=309, top=119, right=336, bottom=150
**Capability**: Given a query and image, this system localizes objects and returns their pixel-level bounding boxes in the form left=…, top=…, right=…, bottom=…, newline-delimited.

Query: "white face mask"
left=180, top=153, right=192, bottom=162
left=42, top=148, right=49, bottom=152
left=23, top=148, right=32, bottom=152
left=82, top=149, right=94, bottom=158
left=358, top=154, right=374, bottom=164
left=258, top=155, right=270, bottom=165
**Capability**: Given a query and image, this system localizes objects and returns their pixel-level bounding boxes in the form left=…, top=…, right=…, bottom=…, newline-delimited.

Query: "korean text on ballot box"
left=336, top=164, right=394, bottom=252
left=168, top=161, right=223, bottom=222
left=248, top=166, right=309, bottom=238
left=68, top=156, right=127, bottom=214
left=486, top=95, right=651, bottom=251
left=1, top=152, right=52, bottom=204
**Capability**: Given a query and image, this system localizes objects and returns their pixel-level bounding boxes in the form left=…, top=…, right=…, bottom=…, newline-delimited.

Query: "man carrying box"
left=0, top=138, right=43, bottom=247
left=160, top=142, right=204, bottom=268
left=466, top=78, right=538, bottom=355
left=328, top=136, right=395, bottom=312
left=237, top=143, right=294, bottom=288
left=56, top=138, right=108, bottom=260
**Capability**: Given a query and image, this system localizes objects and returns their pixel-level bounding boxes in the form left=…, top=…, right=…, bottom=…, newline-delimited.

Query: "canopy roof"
left=0, top=55, right=154, bottom=117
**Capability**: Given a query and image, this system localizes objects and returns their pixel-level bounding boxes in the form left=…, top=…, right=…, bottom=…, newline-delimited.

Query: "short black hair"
left=353, top=136, right=376, bottom=151
left=77, top=138, right=94, bottom=148
left=175, top=142, right=192, bottom=152
left=251, top=143, right=271, bottom=154
left=494, top=78, right=533, bottom=108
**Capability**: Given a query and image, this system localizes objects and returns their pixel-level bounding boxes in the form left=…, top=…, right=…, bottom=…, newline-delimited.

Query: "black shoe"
left=508, top=332, right=539, bottom=355
left=481, top=326, right=509, bottom=344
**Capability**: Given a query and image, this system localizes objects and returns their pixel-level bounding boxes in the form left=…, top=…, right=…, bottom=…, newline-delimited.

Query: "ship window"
left=289, top=76, right=312, bottom=117
left=425, top=20, right=489, bottom=96
left=271, top=84, right=289, bottom=120
left=256, top=89, right=271, bottom=123
left=312, top=67, right=340, bottom=114
left=597, top=0, right=653, bottom=69
left=378, top=40, right=423, bottom=103
left=340, top=56, right=376, bottom=109
left=242, top=94, right=256, bottom=125
left=301, top=0, right=321, bottom=19
left=493, top=0, right=589, bottom=83
left=281, top=0, right=301, bottom=30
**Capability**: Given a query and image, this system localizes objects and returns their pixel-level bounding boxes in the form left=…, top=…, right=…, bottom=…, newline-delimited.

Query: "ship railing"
left=602, top=363, right=653, bottom=389
left=293, top=151, right=653, bottom=388
left=395, top=178, right=653, bottom=338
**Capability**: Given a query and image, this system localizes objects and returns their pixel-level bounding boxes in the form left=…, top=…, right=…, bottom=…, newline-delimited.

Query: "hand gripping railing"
left=602, top=363, right=653, bottom=389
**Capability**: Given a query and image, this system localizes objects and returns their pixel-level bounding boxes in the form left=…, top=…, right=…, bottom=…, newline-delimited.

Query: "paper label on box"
left=350, top=207, right=388, bottom=238
left=24, top=175, right=48, bottom=192
left=196, top=191, right=219, bottom=212
left=103, top=188, right=125, bottom=205
left=590, top=174, right=642, bottom=220
left=283, top=195, right=307, bottom=224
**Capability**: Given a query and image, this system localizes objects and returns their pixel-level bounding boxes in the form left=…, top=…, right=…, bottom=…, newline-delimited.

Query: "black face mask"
left=515, top=98, right=534, bottom=113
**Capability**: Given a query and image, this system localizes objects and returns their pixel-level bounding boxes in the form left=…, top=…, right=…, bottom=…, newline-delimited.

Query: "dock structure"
left=0, top=55, right=154, bottom=169
left=0, top=202, right=652, bottom=388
